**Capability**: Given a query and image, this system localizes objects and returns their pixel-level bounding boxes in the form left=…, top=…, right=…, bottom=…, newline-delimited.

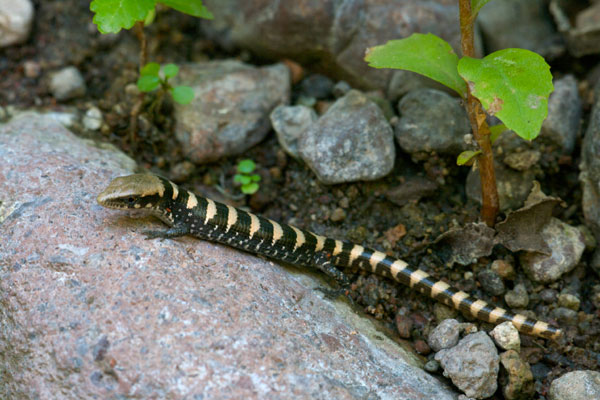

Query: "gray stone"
left=519, top=218, right=585, bottom=283
left=557, top=292, right=580, bottom=311
left=550, top=307, right=578, bottom=325
left=82, top=106, right=103, bottom=131
left=477, top=269, right=505, bottom=296
left=504, top=284, right=529, bottom=309
left=428, top=319, right=461, bottom=352
left=395, top=89, right=470, bottom=157
left=201, top=0, right=472, bottom=92
left=551, top=0, right=600, bottom=57
left=540, top=75, right=582, bottom=154
left=490, top=322, right=520, bottom=352
left=478, top=0, right=565, bottom=59
left=435, top=332, right=499, bottom=399
left=549, top=370, right=600, bottom=400
left=0, top=114, right=457, bottom=399
left=49, top=66, right=87, bottom=101
left=269, top=105, right=317, bottom=159
left=0, top=0, right=33, bottom=47
left=503, top=150, right=540, bottom=171
left=298, top=90, right=395, bottom=184
left=174, top=60, right=290, bottom=164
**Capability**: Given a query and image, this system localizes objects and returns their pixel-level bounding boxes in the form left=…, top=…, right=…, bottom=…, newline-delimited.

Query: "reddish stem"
left=458, top=0, right=499, bottom=227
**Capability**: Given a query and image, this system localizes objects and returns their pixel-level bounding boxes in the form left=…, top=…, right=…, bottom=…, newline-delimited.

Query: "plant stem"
left=129, top=21, right=148, bottom=142
left=458, top=0, right=499, bottom=227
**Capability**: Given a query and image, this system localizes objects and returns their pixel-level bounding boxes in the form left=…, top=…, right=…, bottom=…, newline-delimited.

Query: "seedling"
left=365, top=0, right=553, bottom=226
left=137, top=62, right=194, bottom=107
left=234, top=159, right=261, bottom=195
left=89, top=0, right=211, bottom=138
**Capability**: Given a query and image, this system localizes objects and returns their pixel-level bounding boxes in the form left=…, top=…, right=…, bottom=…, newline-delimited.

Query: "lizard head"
left=97, top=174, right=167, bottom=211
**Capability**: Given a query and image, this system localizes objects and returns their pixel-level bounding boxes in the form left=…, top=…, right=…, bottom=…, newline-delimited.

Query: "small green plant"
left=365, top=0, right=553, bottom=226
left=137, top=62, right=194, bottom=105
left=234, top=160, right=261, bottom=195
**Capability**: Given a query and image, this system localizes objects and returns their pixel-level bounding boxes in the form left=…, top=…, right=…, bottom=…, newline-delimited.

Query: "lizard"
left=97, top=173, right=562, bottom=340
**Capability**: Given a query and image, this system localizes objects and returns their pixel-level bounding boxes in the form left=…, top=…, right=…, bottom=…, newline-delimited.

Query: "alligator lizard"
left=97, top=173, right=562, bottom=340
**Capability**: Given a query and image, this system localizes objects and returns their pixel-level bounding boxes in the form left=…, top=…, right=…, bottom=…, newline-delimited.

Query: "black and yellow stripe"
left=97, top=174, right=562, bottom=340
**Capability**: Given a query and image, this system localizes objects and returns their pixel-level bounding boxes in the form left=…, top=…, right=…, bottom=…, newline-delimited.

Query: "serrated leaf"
left=90, top=0, right=156, bottom=34
left=365, top=33, right=467, bottom=98
left=158, top=0, right=213, bottom=19
left=237, top=159, right=256, bottom=174
left=140, top=62, right=160, bottom=76
left=241, top=183, right=259, bottom=195
left=162, top=63, right=179, bottom=79
left=457, top=150, right=482, bottom=166
left=170, top=86, right=194, bottom=104
left=471, top=0, right=492, bottom=16
left=234, top=174, right=251, bottom=185
left=137, top=75, right=160, bottom=92
left=489, top=123, right=508, bottom=144
left=458, top=48, right=553, bottom=141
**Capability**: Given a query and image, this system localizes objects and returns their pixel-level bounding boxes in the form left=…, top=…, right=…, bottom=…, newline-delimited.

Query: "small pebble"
left=413, top=339, right=431, bottom=355
left=395, top=314, right=413, bottom=339
left=338, top=197, right=350, bottom=209
left=49, top=66, right=86, bottom=101
left=491, top=259, right=516, bottom=280
left=558, top=293, right=580, bottom=311
left=539, top=288, right=558, bottom=304
left=23, top=60, right=41, bottom=78
left=428, top=318, right=460, bottom=352
left=550, top=307, right=578, bottom=325
left=505, top=283, right=529, bottom=309
left=170, top=161, right=195, bottom=183
left=82, top=106, right=102, bottom=131
left=330, top=208, right=346, bottom=222
left=332, top=80, right=352, bottom=98
left=433, top=302, right=457, bottom=322
left=490, top=321, right=520, bottom=351
left=424, top=360, right=439, bottom=372
left=478, top=269, right=506, bottom=296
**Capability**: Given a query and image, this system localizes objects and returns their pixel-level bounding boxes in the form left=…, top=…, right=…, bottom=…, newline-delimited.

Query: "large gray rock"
left=0, top=114, right=457, bottom=399
left=540, top=75, right=581, bottom=154
left=298, top=90, right=395, bottom=184
left=201, top=0, right=469, bottom=92
left=174, top=61, right=290, bottom=163
left=270, top=105, right=317, bottom=159
left=395, top=89, right=470, bottom=158
left=580, top=80, right=600, bottom=245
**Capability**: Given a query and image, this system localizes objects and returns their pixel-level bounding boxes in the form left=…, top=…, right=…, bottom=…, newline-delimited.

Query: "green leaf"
left=162, top=63, right=179, bottom=79
left=458, top=48, right=553, bottom=141
left=471, top=0, right=492, bottom=16
left=234, top=174, right=251, bottom=185
left=365, top=33, right=467, bottom=98
left=241, top=183, right=259, bottom=195
left=250, top=174, right=261, bottom=182
left=489, top=123, right=508, bottom=144
left=158, top=0, right=213, bottom=19
left=90, top=0, right=156, bottom=34
left=237, top=159, right=256, bottom=174
left=170, top=86, right=194, bottom=104
left=140, top=62, right=160, bottom=76
left=137, top=75, right=160, bottom=92
left=457, top=150, right=482, bottom=166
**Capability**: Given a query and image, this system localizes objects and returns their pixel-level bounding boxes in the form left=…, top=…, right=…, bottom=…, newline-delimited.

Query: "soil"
left=2, top=1, right=599, bottom=398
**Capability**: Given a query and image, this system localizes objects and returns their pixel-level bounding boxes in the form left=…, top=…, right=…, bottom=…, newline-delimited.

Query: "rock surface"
left=498, top=350, right=534, bottom=400
left=0, top=114, right=457, bottom=399
left=549, top=370, right=600, bottom=400
left=298, top=90, right=395, bottom=184
left=270, top=105, right=317, bottom=159
left=0, top=0, right=33, bottom=47
left=174, top=61, right=290, bottom=164
left=435, top=332, right=499, bottom=399
left=394, top=89, right=470, bottom=157
left=201, top=0, right=469, bottom=92
left=540, top=75, right=581, bottom=154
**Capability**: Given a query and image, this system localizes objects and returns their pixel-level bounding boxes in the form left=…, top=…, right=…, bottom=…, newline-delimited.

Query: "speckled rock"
left=519, top=218, right=585, bottom=283
left=580, top=80, right=600, bottom=275
left=0, top=0, right=33, bottom=47
left=298, top=90, right=395, bottom=184
left=540, top=75, right=581, bottom=154
left=435, top=332, right=499, bottom=399
left=477, top=269, right=506, bottom=296
left=504, top=283, right=529, bottom=309
left=270, top=105, right=317, bottom=159
left=201, top=0, right=471, bottom=91
left=490, top=322, right=520, bottom=352
left=478, top=0, right=564, bottom=59
left=428, top=319, right=461, bottom=352
left=174, top=61, right=290, bottom=163
left=394, top=88, right=470, bottom=157
left=49, top=66, right=87, bottom=101
left=499, top=350, right=534, bottom=400
left=0, top=114, right=457, bottom=400
left=549, top=370, right=600, bottom=400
